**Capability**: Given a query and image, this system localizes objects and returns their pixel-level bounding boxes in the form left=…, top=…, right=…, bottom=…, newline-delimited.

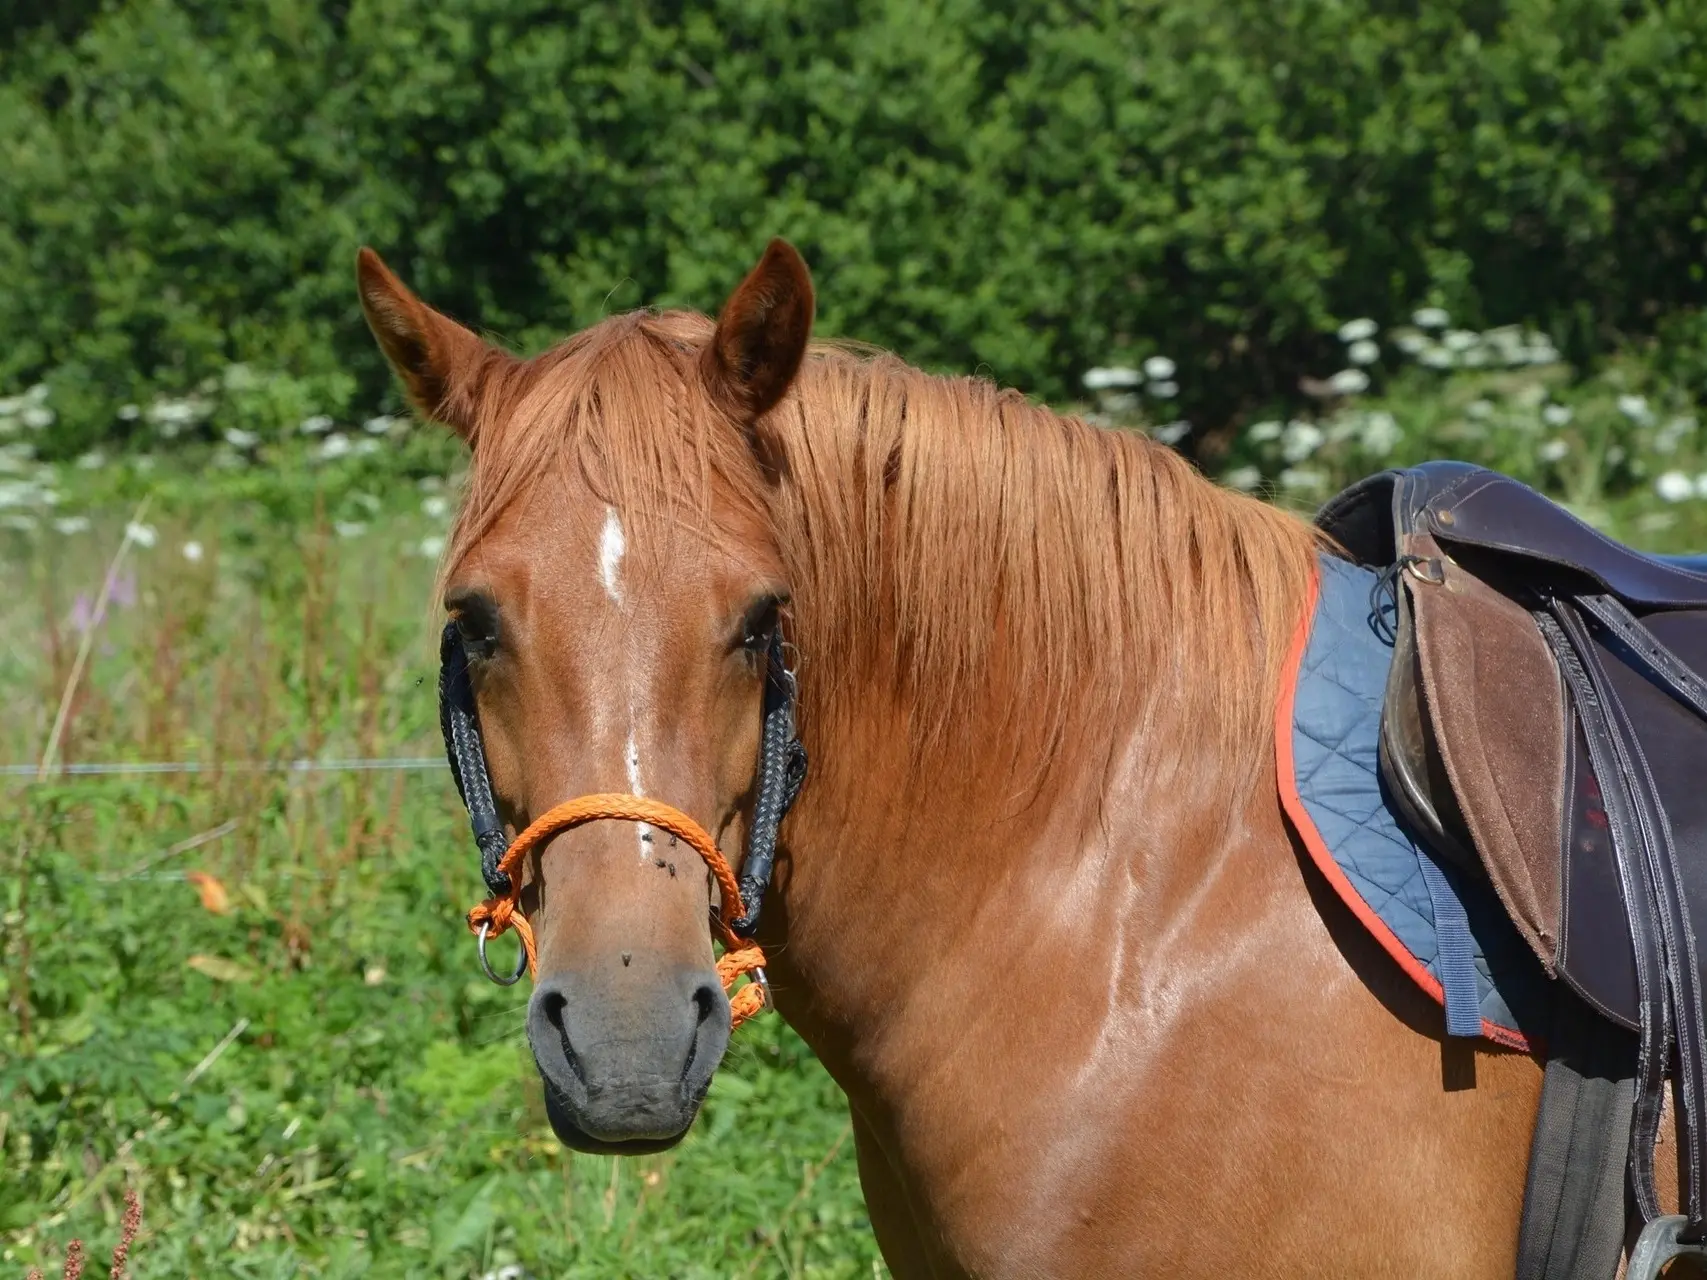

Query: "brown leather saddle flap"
left=1389, top=534, right=1567, bottom=972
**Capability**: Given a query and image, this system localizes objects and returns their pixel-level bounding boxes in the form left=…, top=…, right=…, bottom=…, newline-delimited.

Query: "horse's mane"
left=445, top=309, right=1323, bottom=809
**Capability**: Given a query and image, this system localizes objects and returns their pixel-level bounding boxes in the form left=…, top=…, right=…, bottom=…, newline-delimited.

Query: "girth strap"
left=1516, top=986, right=1638, bottom=1280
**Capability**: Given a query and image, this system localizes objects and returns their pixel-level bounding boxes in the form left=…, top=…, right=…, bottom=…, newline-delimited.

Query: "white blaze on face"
left=599, top=506, right=649, bottom=856
left=599, top=506, right=626, bottom=604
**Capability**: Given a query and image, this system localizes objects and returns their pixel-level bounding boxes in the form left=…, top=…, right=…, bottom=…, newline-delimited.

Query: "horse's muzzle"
left=526, top=964, right=730, bottom=1154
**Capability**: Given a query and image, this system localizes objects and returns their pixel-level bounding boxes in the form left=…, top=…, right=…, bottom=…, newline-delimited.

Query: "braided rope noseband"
left=464, top=794, right=773, bottom=1029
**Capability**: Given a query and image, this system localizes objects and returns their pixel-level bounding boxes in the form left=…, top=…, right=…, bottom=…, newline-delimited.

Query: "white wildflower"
left=223, top=428, right=260, bottom=450
left=1337, top=318, right=1378, bottom=343
left=1143, top=356, right=1177, bottom=381
left=300, top=414, right=334, bottom=435
left=75, top=450, right=106, bottom=470
left=1656, top=417, right=1697, bottom=455
left=1420, top=347, right=1456, bottom=370
left=418, top=534, right=446, bottom=559
left=1327, top=415, right=1363, bottom=444
left=353, top=437, right=382, bottom=456
left=1443, top=330, right=1478, bottom=353
left=1359, top=411, right=1402, bottom=457
left=1541, top=404, right=1573, bottom=428
left=1083, top=367, right=1141, bottom=390
left=25, top=384, right=48, bottom=403
left=1466, top=399, right=1493, bottom=420
left=118, top=403, right=140, bottom=421
left=315, top=433, right=352, bottom=461
left=53, top=516, right=90, bottom=535
left=1617, top=395, right=1652, bottom=424
left=1147, top=380, right=1179, bottom=400
left=1247, top=420, right=1284, bottom=443
left=20, top=405, right=54, bottom=429
left=147, top=398, right=204, bottom=425
left=1539, top=439, right=1569, bottom=463
left=334, top=520, right=366, bottom=539
left=363, top=414, right=399, bottom=435
left=1413, top=307, right=1450, bottom=329
left=1281, top=421, right=1325, bottom=462
left=1482, top=325, right=1525, bottom=354
left=125, top=520, right=158, bottom=548
left=1656, top=470, right=1694, bottom=503
left=1514, top=382, right=1548, bottom=410
left=1328, top=368, right=1371, bottom=396
left=0, top=479, right=39, bottom=508
left=1152, top=420, right=1191, bottom=446
left=1393, top=330, right=1429, bottom=356
left=1279, top=467, right=1326, bottom=492
left=1223, top=466, right=1262, bottom=491
left=181, top=540, right=204, bottom=562
left=1347, top=339, right=1380, bottom=366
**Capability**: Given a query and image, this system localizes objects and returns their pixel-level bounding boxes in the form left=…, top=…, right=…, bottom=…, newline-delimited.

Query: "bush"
left=2, top=0, right=1706, bottom=456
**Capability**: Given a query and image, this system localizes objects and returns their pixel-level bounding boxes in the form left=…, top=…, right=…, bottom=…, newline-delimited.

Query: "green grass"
left=0, top=478, right=884, bottom=1278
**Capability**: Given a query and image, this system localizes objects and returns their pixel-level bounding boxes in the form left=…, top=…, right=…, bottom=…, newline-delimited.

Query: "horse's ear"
left=701, top=238, right=815, bottom=423
left=356, top=247, right=495, bottom=441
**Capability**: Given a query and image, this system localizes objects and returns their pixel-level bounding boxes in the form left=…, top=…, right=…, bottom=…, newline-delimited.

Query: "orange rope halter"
left=464, top=794, right=771, bottom=1029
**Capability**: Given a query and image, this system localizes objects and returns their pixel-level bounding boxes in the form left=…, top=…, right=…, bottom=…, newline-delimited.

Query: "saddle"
left=1318, top=462, right=1707, bottom=1280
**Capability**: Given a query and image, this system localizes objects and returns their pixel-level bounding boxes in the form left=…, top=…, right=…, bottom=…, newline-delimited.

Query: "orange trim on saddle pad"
left=1274, top=563, right=1534, bottom=1052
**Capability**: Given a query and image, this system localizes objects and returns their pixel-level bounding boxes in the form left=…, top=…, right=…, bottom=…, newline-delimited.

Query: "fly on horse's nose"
left=621, top=951, right=631, bottom=967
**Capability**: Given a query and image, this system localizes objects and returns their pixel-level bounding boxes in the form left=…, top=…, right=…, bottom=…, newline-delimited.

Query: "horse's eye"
left=447, top=590, right=500, bottom=659
left=737, top=594, right=784, bottom=654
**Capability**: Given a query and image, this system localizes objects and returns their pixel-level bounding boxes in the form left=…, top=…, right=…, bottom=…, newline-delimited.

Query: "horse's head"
left=357, top=241, right=815, bottom=1152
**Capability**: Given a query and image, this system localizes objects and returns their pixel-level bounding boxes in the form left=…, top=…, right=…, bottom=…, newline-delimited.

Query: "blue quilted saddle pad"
left=1276, top=554, right=1547, bottom=1048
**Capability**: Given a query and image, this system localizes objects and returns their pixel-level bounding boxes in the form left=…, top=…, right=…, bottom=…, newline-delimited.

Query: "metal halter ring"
left=476, top=920, right=528, bottom=986
left=751, top=965, right=774, bottom=1011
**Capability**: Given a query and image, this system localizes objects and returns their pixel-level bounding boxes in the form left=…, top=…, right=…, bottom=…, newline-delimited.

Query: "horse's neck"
left=762, top=662, right=1263, bottom=1106
left=759, top=378, right=1317, bottom=1117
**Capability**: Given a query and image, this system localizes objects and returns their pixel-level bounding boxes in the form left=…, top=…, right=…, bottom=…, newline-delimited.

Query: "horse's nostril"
left=691, top=981, right=718, bottom=1027
left=542, top=989, right=568, bottom=1031
left=538, top=990, right=587, bottom=1088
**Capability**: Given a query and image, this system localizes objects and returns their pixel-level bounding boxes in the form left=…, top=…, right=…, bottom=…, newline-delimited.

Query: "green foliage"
left=1086, top=309, right=1707, bottom=548
left=0, top=492, right=880, bottom=1277
left=3, top=0, right=1706, bottom=454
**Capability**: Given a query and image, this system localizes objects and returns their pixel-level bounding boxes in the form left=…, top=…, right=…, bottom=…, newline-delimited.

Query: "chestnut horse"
left=359, top=240, right=1563, bottom=1276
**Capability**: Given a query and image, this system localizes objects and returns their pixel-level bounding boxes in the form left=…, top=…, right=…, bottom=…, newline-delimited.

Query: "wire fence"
left=2, top=757, right=445, bottom=780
